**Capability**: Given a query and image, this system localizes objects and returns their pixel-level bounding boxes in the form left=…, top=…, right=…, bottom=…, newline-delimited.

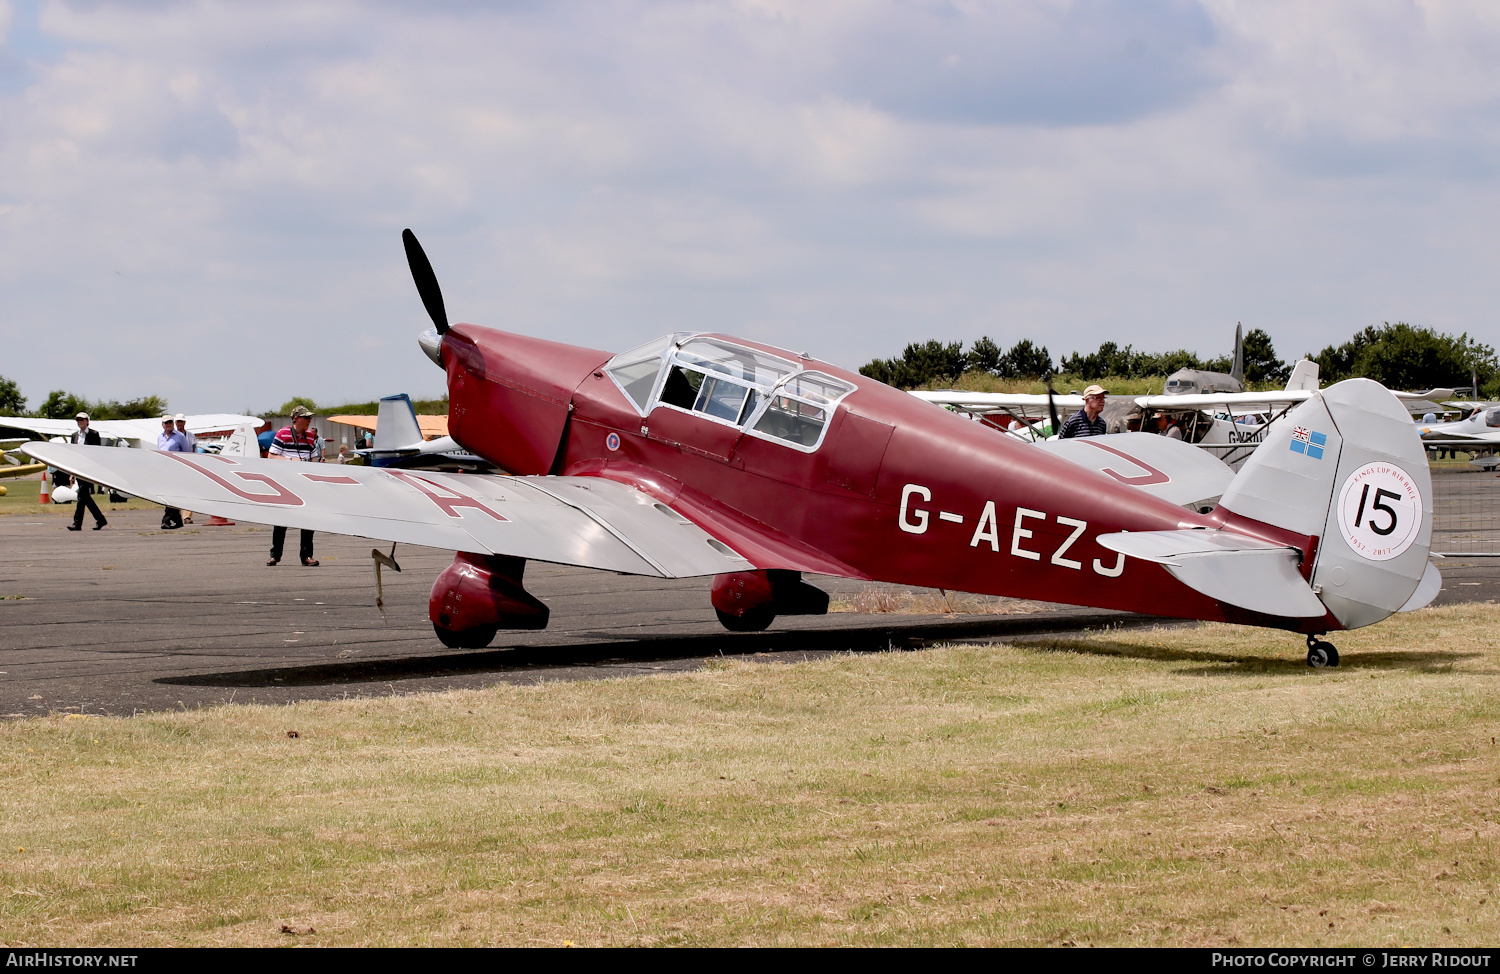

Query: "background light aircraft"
left=1162, top=322, right=1246, bottom=396
left=0, top=414, right=262, bottom=453
left=1419, top=404, right=1500, bottom=468
left=27, top=232, right=1440, bottom=668
left=344, top=394, right=492, bottom=471
left=1419, top=405, right=1500, bottom=443
left=920, top=362, right=1453, bottom=470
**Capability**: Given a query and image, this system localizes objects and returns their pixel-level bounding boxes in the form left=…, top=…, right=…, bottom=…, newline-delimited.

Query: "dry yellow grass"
left=831, top=584, right=1047, bottom=615
left=2, top=603, right=1498, bottom=946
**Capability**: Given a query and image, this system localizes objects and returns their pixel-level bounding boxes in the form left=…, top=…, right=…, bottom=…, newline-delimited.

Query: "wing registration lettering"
left=161, top=452, right=304, bottom=506
left=387, top=470, right=508, bottom=521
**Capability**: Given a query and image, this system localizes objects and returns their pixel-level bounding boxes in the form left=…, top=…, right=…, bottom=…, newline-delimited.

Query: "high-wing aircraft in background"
left=27, top=232, right=1441, bottom=668
left=919, top=362, right=1453, bottom=471
left=0, top=414, right=262, bottom=453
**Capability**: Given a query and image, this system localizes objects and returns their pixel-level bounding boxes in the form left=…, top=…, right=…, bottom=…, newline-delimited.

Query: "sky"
left=3, top=0, right=1500, bottom=413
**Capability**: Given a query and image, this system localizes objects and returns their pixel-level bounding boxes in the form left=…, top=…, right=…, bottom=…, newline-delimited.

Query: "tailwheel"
left=1306, top=634, right=1339, bottom=669
left=434, top=623, right=498, bottom=649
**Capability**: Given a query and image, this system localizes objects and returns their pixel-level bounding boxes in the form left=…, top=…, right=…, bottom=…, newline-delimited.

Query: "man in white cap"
left=1059, top=384, right=1109, bottom=439
left=65, top=412, right=107, bottom=532
left=173, top=414, right=196, bottom=452
left=156, top=414, right=190, bottom=529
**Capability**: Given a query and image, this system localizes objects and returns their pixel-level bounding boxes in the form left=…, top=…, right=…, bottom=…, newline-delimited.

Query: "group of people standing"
left=64, top=407, right=324, bottom=568
left=156, top=413, right=196, bottom=529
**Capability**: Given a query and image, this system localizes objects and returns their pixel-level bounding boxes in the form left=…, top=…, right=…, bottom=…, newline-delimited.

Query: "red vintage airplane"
left=27, top=231, right=1440, bottom=668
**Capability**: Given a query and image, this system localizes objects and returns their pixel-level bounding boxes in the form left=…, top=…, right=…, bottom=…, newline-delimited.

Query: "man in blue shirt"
left=156, top=415, right=190, bottom=529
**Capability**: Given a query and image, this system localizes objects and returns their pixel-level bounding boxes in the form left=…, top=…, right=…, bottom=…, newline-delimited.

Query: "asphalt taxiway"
left=2, top=503, right=1495, bottom=716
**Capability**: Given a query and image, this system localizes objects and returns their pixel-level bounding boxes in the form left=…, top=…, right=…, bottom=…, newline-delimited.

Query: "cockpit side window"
left=660, top=365, right=705, bottom=410
left=1485, top=407, right=1500, bottom=428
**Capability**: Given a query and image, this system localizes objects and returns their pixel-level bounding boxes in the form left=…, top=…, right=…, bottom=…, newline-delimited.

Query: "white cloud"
left=0, top=0, right=1498, bottom=412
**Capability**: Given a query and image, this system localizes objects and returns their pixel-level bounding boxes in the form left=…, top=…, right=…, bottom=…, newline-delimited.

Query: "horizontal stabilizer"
left=1097, top=529, right=1328, bottom=618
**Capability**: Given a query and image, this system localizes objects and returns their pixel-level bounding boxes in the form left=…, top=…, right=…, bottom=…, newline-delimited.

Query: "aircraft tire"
left=434, top=623, right=499, bottom=649
left=715, top=607, right=775, bottom=633
left=1306, top=639, right=1339, bottom=668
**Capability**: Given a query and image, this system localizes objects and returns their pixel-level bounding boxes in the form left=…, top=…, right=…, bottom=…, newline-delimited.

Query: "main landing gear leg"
left=1306, top=633, right=1339, bottom=669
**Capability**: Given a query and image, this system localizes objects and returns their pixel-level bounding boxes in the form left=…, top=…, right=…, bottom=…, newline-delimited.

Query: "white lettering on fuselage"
left=899, top=484, right=931, bottom=534
left=906, top=484, right=1123, bottom=577
left=1011, top=507, right=1045, bottom=561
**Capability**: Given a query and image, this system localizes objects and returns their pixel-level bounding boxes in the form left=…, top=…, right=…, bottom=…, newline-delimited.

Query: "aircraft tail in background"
left=1230, top=321, right=1244, bottom=384
left=1284, top=358, right=1319, bottom=392
left=374, top=394, right=426, bottom=451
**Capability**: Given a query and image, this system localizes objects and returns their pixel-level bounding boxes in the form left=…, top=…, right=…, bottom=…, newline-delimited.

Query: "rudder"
left=374, top=394, right=425, bottom=451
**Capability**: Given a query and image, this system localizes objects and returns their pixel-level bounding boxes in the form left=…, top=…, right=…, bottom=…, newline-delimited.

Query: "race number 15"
left=1335, top=462, right=1423, bottom=561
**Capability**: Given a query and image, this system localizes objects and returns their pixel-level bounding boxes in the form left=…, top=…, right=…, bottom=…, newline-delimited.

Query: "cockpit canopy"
left=604, top=334, right=855, bottom=451
left=1486, top=407, right=1500, bottom=428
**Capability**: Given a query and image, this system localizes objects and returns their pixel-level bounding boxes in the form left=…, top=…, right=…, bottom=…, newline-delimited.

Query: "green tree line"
left=0, top=380, right=169, bottom=421
left=860, top=322, right=1499, bottom=396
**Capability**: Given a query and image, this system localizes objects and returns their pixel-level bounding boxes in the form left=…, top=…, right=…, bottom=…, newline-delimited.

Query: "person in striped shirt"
left=1059, top=384, right=1109, bottom=439
left=267, top=405, right=322, bottom=566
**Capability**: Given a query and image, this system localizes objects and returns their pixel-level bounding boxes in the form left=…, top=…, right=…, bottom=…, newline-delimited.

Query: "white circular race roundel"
left=1335, top=462, right=1423, bottom=561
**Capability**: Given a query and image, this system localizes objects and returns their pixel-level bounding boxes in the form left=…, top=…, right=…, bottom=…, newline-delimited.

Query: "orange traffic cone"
left=206, top=514, right=235, bottom=526
left=39, top=468, right=51, bottom=504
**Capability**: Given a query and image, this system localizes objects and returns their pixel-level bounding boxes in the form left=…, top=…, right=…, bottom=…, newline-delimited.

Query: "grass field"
left=3, top=603, right=1498, bottom=946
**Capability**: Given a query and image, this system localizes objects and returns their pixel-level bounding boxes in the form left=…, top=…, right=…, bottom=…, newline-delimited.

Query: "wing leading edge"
left=23, top=443, right=755, bottom=579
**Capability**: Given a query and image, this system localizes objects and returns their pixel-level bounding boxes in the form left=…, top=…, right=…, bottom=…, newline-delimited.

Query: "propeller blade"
left=402, top=229, right=449, bottom=335
left=1045, top=375, right=1061, bottom=436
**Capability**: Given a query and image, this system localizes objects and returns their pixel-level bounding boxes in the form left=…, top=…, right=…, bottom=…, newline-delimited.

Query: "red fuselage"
left=440, top=324, right=1329, bottom=632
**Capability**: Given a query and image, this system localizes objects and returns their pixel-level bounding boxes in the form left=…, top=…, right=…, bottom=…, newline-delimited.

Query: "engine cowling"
left=429, top=552, right=549, bottom=648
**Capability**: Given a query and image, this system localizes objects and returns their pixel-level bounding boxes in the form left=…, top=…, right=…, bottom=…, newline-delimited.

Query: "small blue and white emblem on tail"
left=1289, top=426, right=1327, bottom=459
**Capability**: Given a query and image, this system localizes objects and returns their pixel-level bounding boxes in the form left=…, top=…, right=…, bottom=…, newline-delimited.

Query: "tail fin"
left=218, top=423, right=259, bottom=458
left=1284, top=358, right=1319, bottom=393
left=1218, top=378, right=1433, bottom=629
left=374, top=394, right=425, bottom=451
left=1231, top=322, right=1244, bottom=384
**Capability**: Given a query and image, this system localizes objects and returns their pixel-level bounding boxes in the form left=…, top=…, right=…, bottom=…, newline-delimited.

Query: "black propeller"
left=402, top=229, right=448, bottom=335
left=1045, top=374, right=1062, bottom=436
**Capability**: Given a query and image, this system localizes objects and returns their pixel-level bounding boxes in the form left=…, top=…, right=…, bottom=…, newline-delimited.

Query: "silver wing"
left=24, top=443, right=754, bottom=579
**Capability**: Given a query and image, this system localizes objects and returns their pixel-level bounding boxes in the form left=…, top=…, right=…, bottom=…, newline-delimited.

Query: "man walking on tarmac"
left=64, top=412, right=107, bottom=532
left=156, top=415, right=189, bottom=528
left=266, top=405, right=321, bottom=566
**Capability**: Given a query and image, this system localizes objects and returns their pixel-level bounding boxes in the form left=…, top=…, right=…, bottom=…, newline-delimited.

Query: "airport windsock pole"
left=39, top=468, right=50, bottom=504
